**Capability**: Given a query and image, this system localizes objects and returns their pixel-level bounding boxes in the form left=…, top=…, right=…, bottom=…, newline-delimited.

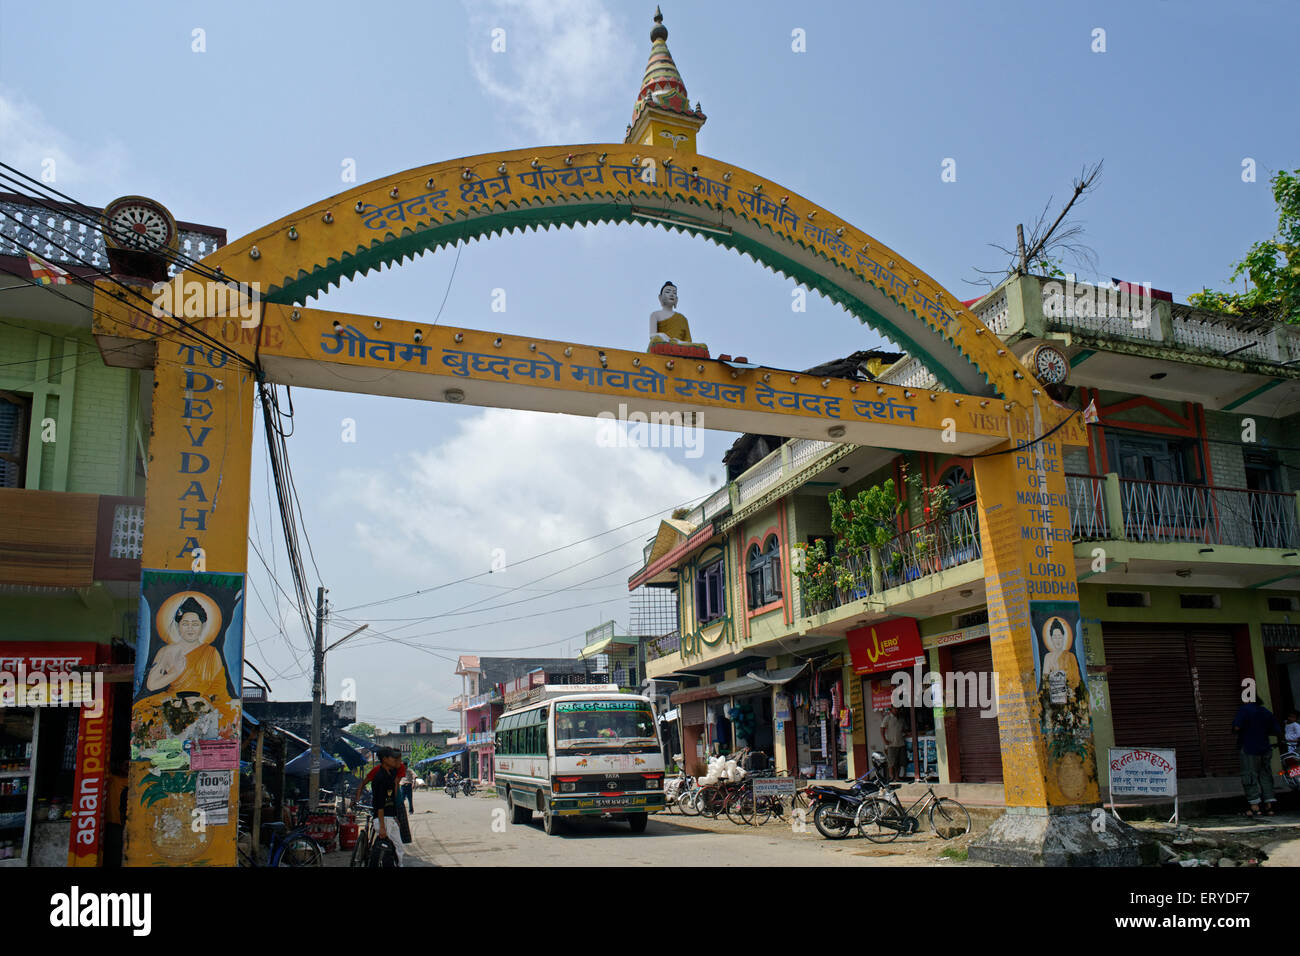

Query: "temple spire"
left=625, top=7, right=706, bottom=154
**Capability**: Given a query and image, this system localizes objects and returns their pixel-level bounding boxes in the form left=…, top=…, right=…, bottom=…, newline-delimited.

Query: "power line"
left=334, top=492, right=709, bottom=613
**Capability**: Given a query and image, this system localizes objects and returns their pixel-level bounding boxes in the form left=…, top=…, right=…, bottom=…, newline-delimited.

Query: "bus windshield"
left=554, top=700, right=657, bottom=748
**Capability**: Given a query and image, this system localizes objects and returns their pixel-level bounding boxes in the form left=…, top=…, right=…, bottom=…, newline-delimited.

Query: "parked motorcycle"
left=808, top=753, right=887, bottom=839
left=461, top=777, right=476, bottom=796
left=1280, top=748, right=1300, bottom=792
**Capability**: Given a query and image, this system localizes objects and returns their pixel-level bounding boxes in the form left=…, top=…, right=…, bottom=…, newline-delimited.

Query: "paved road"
left=379, top=787, right=984, bottom=866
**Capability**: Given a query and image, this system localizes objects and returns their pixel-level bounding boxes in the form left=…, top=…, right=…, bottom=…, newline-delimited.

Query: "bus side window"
left=539, top=721, right=548, bottom=753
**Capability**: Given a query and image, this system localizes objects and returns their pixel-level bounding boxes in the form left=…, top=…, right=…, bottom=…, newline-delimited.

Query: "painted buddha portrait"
left=145, top=591, right=229, bottom=700
left=1040, top=616, right=1081, bottom=703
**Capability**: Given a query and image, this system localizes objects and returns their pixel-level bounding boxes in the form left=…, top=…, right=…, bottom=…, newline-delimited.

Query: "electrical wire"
left=0, top=163, right=233, bottom=284
left=334, top=491, right=710, bottom=613
left=0, top=174, right=257, bottom=370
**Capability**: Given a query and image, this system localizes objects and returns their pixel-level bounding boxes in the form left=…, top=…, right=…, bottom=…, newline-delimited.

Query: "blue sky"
left=3, top=0, right=1296, bottom=728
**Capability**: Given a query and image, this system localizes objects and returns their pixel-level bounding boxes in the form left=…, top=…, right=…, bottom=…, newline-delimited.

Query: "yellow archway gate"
left=94, top=142, right=1131, bottom=866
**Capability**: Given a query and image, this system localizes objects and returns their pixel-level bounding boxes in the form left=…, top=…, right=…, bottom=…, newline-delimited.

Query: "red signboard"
left=0, top=642, right=100, bottom=673
left=846, top=619, right=923, bottom=676
left=66, top=644, right=110, bottom=866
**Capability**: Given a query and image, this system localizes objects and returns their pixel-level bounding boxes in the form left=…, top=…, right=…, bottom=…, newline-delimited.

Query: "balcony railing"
left=1065, top=473, right=1300, bottom=550
left=1119, top=478, right=1300, bottom=549
left=467, top=731, right=494, bottom=747
left=1066, top=474, right=1109, bottom=540
left=799, top=503, right=983, bottom=617
left=645, top=630, right=680, bottom=661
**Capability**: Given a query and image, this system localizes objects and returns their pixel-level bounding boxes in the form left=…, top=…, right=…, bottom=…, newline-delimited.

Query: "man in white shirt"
left=880, top=706, right=906, bottom=782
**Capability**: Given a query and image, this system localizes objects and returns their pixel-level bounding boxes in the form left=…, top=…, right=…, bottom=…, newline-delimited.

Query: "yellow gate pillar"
left=968, top=423, right=1140, bottom=865
left=123, top=338, right=256, bottom=866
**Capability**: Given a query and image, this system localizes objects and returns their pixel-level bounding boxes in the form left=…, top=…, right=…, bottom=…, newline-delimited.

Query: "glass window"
left=553, top=701, right=658, bottom=747
left=0, top=392, right=30, bottom=489
left=696, top=558, right=725, bottom=624
left=747, top=537, right=783, bottom=608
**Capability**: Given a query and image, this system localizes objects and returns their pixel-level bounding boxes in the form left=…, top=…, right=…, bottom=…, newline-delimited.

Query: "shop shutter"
left=680, top=701, right=706, bottom=726
left=1188, top=631, right=1241, bottom=776
left=950, top=640, right=1002, bottom=783
left=1105, top=629, right=1205, bottom=778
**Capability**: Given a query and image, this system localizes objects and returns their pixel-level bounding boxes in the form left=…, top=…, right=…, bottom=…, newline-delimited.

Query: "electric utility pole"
left=309, top=587, right=367, bottom=813
left=310, top=586, right=327, bottom=811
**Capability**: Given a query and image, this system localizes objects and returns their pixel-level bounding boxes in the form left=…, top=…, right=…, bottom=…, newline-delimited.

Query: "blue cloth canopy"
left=284, top=749, right=345, bottom=776
left=415, top=748, right=466, bottom=767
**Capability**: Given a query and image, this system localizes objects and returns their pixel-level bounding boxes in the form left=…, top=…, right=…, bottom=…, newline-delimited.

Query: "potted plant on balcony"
left=829, top=479, right=905, bottom=594
left=793, top=538, right=838, bottom=615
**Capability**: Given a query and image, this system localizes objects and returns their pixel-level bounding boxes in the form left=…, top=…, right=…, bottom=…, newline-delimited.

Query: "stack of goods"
left=696, top=754, right=747, bottom=787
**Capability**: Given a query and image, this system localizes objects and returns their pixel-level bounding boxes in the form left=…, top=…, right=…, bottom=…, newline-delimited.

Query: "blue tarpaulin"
left=284, top=749, right=345, bottom=776
left=415, top=748, right=466, bottom=767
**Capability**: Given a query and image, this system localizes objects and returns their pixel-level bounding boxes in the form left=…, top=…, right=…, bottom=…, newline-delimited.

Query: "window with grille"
left=746, top=535, right=783, bottom=609
left=695, top=558, right=726, bottom=625
left=0, top=391, right=31, bottom=488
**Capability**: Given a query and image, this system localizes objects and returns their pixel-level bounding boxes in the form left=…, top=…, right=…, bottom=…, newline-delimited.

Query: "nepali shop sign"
left=1108, top=748, right=1177, bottom=798
left=847, top=619, right=923, bottom=676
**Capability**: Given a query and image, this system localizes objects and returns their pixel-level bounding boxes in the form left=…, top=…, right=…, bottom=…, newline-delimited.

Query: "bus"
left=494, top=689, right=665, bottom=835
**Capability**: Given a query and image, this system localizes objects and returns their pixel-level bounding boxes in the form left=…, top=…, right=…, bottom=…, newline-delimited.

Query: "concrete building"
left=0, top=191, right=225, bottom=865
left=638, top=271, right=1300, bottom=806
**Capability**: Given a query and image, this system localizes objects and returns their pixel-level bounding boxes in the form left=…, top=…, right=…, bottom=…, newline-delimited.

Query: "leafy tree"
left=1189, top=168, right=1300, bottom=325
left=346, top=721, right=381, bottom=739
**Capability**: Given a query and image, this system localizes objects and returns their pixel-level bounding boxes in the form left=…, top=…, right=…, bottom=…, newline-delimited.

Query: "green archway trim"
left=195, top=145, right=1036, bottom=399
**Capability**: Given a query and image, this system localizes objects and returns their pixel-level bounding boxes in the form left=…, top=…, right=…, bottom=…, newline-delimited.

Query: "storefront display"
left=0, top=642, right=113, bottom=866
left=0, top=711, right=36, bottom=865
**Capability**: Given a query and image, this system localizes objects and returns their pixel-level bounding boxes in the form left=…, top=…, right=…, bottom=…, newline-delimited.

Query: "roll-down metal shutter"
left=951, top=640, right=1003, bottom=783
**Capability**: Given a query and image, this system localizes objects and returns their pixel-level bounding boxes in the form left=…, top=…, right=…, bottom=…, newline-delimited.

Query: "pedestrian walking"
left=881, top=705, right=906, bottom=782
left=363, top=747, right=407, bottom=865
left=1232, top=697, right=1280, bottom=817
left=401, top=764, right=414, bottom=814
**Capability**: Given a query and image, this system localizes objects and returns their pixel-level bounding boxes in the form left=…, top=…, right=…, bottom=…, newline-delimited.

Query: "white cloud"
left=464, top=0, right=635, bottom=141
left=0, top=86, right=127, bottom=198
left=333, top=406, right=711, bottom=613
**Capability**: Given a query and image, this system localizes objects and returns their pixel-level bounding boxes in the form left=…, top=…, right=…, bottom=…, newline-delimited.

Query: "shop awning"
left=332, top=737, right=366, bottom=770
left=670, top=684, right=721, bottom=705
left=415, top=748, right=466, bottom=767
left=338, top=729, right=375, bottom=749
left=749, top=663, right=808, bottom=686
left=284, top=749, right=345, bottom=776
left=714, top=675, right=765, bottom=696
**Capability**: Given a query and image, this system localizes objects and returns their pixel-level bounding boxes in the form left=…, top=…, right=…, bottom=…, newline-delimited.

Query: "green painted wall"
left=0, top=317, right=142, bottom=496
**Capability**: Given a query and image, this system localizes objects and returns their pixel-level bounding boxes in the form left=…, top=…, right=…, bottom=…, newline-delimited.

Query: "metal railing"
left=1066, top=473, right=1109, bottom=540
left=1119, top=478, right=1300, bottom=549
left=879, top=503, right=983, bottom=589
left=645, top=630, right=680, bottom=661
left=799, top=503, right=983, bottom=617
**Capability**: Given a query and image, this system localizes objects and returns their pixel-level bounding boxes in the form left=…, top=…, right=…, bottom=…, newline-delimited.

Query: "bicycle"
left=237, top=819, right=324, bottom=867
left=665, top=771, right=700, bottom=816
left=723, top=778, right=776, bottom=826
left=349, top=807, right=401, bottom=867
left=853, top=782, right=970, bottom=843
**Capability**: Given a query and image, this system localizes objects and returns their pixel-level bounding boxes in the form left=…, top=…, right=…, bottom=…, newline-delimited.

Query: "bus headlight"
left=645, top=779, right=661, bottom=789
left=561, top=782, right=576, bottom=792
